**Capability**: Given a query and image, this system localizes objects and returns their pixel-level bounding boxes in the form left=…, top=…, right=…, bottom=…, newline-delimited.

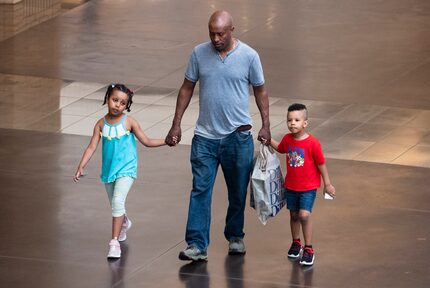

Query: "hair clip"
left=111, top=84, right=115, bottom=88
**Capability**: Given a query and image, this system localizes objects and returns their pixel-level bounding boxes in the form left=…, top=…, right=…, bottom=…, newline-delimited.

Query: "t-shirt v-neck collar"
left=217, top=40, right=240, bottom=62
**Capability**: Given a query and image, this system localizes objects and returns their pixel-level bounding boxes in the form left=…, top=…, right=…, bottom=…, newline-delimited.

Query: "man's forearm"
left=172, top=79, right=195, bottom=126
left=254, top=85, right=270, bottom=128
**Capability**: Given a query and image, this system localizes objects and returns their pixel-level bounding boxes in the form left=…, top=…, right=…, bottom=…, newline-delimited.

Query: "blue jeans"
left=185, top=132, right=254, bottom=251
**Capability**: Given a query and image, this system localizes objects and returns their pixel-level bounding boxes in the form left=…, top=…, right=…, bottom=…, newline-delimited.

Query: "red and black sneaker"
left=299, top=247, right=315, bottom=266
left=287, top=240, right=303, bottom=258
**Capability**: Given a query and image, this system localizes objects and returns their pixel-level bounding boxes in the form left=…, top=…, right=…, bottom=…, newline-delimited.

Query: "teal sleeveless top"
left=100, top=114, right=137, bottom=183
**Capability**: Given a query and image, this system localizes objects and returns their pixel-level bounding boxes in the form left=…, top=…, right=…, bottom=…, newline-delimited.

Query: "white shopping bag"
left=250, top=144, right=286, bottom=225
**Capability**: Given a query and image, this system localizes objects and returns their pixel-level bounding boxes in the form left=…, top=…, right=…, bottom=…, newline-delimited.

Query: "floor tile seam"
left=146, top=65, right=187, bottom=88
left=141, top=100, right=179, bottom=109
left=390, top=143, right=417, bottom=163
left=137, top=90, right=181, bottom=108
left=126, top=103, right=151, bottom=115
left=367, top=126, right=425, bottom=148
left=59, top=97, right=83, bottom=109
left=267, top=97, right=283, bottom=108
left=140, top=118, right=195, bottom=134
left=312, top=102, right=354, bottom=126
left=331, top=105, right=389, bottom=124
left=338, top=151, right=381, bottom=163
left=164, top=89, right=181, bottom=98
left=35, top=98, right=105, bottom=127
left=25, top=103, right=85, bottom=132
left=350, top=139, right=398, bottom=163
left=359, top=106, right=390, bottom=123
left=417, top=142, right=430, bottom=148
left=59, top=115, right=98, bottom=133
left=130, top=97, right=170, bottom=107
left=403, top=121, right=430, bottom=133
left=133, top=105, right=176, bottom=120
left=61, top=104, right=106, bottom=118
left=335, top=121, right=369, bottom=140
left=325, top=101, right=430, bottom=125
left=111, top=240, right=185, bottom=288
left=323, top=100, right=429, bottom=118
left=270, top=120, right=287, bottom=131
left=404, top=112, right=430, bottom=130
left=61, top=83, right=109, bottom=98
left=326, top=156, right=430, bottom=170
left=334, top=134, right=378, bottom=147
left=268, top=104, right=352, bottom=138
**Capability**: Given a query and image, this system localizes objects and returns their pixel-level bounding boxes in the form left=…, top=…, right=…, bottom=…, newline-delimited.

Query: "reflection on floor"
left=1, top=128, right=429, bottom=288
left=0, top=0, right=429, bottom=287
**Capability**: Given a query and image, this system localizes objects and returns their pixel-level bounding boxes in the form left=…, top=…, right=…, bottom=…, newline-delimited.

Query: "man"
left=165, top=10, right=271, bottom=261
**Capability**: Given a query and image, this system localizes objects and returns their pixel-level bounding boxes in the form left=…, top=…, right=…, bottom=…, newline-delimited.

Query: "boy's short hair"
left=288, top=103, right=308, bottom=120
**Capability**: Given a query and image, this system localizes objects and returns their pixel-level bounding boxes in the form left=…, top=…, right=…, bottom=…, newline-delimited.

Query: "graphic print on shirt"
left=287, top=147, right=305, bottom=167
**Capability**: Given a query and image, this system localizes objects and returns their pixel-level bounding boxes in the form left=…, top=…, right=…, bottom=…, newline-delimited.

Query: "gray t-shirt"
left=185, top=40, right=265, bottom=139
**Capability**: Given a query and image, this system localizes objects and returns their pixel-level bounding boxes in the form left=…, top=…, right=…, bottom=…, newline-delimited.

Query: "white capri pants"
left=104, top=176, right=134, bottom=217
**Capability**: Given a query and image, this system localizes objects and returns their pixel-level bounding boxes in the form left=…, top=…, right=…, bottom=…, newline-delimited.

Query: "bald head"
left=208, top=10, right=233, bottom=28
left=208, top=10, right=235, bottom=52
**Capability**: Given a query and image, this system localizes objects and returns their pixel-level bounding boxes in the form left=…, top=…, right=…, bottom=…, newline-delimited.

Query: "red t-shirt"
left=277, top=134, right=325, bottom=191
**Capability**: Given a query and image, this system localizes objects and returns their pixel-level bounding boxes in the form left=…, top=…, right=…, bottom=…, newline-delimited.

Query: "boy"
left=270, top=103, right=335, bottom=266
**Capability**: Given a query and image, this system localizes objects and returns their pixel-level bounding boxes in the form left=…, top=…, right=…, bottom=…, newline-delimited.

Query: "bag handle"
left=259, top=144, right=275, bottom=172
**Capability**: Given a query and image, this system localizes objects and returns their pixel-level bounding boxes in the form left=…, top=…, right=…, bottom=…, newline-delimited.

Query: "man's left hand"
left=257, top=127, right=271, bottom=146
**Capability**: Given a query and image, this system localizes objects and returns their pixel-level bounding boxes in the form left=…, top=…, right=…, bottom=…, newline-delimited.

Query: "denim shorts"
left=285, top=188, right=317, bottom=212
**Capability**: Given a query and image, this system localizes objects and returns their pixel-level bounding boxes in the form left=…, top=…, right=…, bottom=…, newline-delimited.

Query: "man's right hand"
left=165, top=125, right=182, bottom=146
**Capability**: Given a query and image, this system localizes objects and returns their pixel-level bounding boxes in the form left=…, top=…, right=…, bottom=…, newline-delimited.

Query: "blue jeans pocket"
left=235, top=130, right=252, bottom=142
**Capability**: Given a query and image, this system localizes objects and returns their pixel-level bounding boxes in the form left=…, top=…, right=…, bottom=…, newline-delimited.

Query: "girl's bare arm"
left=74, top=119, right=103, bottom=181
left=129, top=116, right=167, bottom=147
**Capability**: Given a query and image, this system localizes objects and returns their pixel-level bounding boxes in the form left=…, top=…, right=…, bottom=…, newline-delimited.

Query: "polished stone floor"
left=0, top=0, right=429, bottom=287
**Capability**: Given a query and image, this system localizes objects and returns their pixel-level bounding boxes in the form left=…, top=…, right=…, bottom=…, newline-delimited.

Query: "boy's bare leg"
left=112, top=215, right=125, bottom=239
left=299, top=210, right=312, bottom=246
left=290, top=211, right=301, bottom=240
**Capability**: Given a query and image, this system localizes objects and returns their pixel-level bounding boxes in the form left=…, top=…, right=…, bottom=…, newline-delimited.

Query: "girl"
left=74, top=84, right=175, bottom=259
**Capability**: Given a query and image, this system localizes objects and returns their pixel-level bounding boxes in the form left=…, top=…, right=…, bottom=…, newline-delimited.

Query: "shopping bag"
left=250, top=144, right=286, bottom=225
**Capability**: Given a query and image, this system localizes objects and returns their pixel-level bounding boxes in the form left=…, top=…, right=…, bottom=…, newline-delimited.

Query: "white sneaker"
left=107, top=239, right=121, bottom=259
left=118, top=216, right=132, bottom=242
left=228, top=238, right=246, bottom=255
